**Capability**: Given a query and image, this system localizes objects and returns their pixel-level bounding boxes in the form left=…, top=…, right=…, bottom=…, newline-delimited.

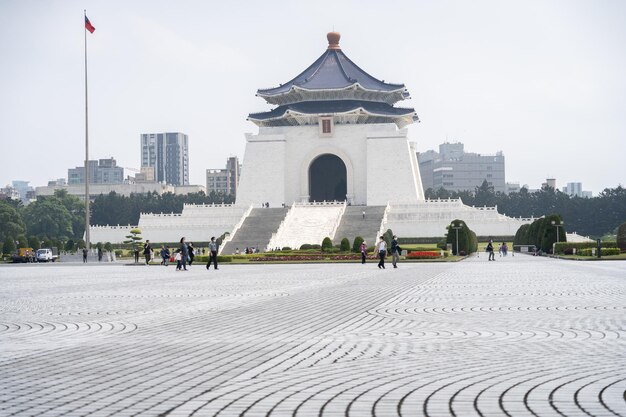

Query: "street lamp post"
left=451, top=222, right=464, bottom=256
left=551, top=220, right=564, bottom=255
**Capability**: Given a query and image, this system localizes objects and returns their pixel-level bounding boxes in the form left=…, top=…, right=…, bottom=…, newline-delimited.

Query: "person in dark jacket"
left=206, top=237, right=218, bottom=270
left=390, top=235, right=401, bottom=268
left=187, top=243, right=195, bottom=266
left=179, top=237, right=189, bottom=271
left=143, top=240, right=152, bottom=265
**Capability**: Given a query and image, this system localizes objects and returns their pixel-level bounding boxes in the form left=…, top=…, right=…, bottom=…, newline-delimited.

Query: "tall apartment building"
left=68, top=158, right=124, bottom=185
left=206, top=156, right=241, bottom=197
left=418, top=142, right=506, bottom=193
left=562, top=182, right=592, bottom=198
left=140, top=132, right=189, bottom=186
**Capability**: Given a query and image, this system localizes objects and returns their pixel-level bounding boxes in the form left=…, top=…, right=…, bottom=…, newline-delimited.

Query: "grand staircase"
left=220, top=208, right=288, bottom=254
left=332, top=206, right=386, bottom=245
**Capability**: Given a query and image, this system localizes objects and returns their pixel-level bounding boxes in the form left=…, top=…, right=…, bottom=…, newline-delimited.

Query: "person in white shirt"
left=375, top=236, right=387, bottom=269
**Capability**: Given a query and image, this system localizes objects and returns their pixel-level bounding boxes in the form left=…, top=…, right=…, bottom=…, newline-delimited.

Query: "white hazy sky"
left=1, top=0, right=625, bottom=194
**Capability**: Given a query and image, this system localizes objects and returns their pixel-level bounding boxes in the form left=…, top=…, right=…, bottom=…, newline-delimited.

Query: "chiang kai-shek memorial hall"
left=90, top=33, right=533, bottom=251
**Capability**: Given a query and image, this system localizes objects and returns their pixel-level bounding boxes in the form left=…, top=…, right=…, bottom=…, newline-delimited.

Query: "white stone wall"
left=236, top=123, right=425, bottom=207
left=384, top=200, right=534, bottom=238
left=236, top=133, right=286, bottom=207
left=89, top=204, right=249, bottom=244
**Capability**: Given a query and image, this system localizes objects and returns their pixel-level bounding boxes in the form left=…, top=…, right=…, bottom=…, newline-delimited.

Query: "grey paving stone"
left=0, top=257, right=624, bottom=416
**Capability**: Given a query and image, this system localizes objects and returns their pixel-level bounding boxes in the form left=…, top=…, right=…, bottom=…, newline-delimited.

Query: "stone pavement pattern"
left=0, top=256, right=624, bottom=416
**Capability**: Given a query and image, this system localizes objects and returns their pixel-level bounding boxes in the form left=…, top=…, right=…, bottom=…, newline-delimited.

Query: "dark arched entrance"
left=309, top=154, right=347, bottom=202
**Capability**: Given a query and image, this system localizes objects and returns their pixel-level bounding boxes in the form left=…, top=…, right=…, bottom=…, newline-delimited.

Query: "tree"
left=16, top=234, right=28, bottom=248
left=65, top=239, right=75, bottom=251
left=104, top=242, right=113, bottom=252
left=23, top=198, right=73, bottom=239
left=54, top=189, right=85, bottom=239
left=617, top=222, right=626, bottom=252
left=3, top=236, right=16, bottom=255
left=321, top=237, right=333, bottom=252
left=340, top=237, right=350, bottom=252
left=446, top=220, right=477, bottom=255
left=0, top=200, right=25, bottom=242
left=124, top=228, right=143, bottom=250
left=352, top=236, right=364, bottom=253
left=76, top=239, right=86, bottom=249
left=28, top=236, right=41, bottom=251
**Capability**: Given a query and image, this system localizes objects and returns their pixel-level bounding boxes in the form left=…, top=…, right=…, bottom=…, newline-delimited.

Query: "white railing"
left=329, top=202, right=347, bottom=240
left=218, top=204, right=253, bottom=254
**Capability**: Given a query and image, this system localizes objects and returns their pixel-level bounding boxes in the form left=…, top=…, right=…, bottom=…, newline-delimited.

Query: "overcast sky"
left=1, top=0, right=625, bottom=195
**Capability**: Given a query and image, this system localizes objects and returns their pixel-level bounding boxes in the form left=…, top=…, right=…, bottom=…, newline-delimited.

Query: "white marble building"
left=89, top=32, right=532, bottom=247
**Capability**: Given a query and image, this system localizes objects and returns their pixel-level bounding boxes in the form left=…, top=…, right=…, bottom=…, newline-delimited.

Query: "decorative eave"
left=257, top=83, right=410, bottom=106
left=248, top=101, right=419, bottom=129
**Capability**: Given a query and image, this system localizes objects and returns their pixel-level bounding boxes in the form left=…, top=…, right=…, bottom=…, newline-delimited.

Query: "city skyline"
left=1, top=1, right=625, bottom=194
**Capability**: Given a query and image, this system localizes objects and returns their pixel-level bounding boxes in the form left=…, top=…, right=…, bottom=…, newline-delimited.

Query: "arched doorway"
left=309, top=154, right=347, bottom=202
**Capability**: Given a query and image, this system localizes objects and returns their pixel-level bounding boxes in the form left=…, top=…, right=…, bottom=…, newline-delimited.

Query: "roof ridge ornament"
left=327, top=31, right=341, bottom=50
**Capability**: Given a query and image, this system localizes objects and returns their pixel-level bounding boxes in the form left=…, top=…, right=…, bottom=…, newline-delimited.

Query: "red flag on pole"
left=85, top=16, right=95, bottom=33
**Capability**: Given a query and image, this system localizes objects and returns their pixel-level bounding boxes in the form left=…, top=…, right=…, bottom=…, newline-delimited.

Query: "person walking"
left=375, top=236, right=386, bottom=269
left=188, top=243, right=195, bottom=266
left=160, top=245, right=170, bottom=266
left=486, top=240, right=495, bottom=261
left=360, top=240, right=367, bottom=264
left=391, top=235, right=401, bottom=268
left=174, top=250, right=182, bottom=270
left=206, top=237, right=218, bottom=270
left=143, top=240, right=152, bottom=265
left=97, top=247, right=103, bottom=262
left=179, top=237, right=189, bottom=271
left=82, top=247, right=88, bottom=263
left=133, top=247, right=139, bottom=263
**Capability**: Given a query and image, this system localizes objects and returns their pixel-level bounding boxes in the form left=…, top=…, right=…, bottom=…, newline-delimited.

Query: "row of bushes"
left=578, top=248, right=621, bottom=256
left=553, top=241, right=618, bottom=255
left=514, top=214, right=566, bottom=253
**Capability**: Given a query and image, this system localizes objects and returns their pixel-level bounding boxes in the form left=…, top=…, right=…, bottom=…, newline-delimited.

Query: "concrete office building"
left=140, top=132, right=189, bottom=186
left=562, top=182, right=592, bottom=198
left=68, top=158, right=124, bottom=185
left=206, top=157, right=241, bottom=197
left=418, top=142, right=506, bottom=193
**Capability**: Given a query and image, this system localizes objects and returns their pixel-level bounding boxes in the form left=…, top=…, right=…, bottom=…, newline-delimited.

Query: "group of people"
left=485, top=240, right=509, bottom=260
left=359, top=235, right=403, bottom=269
left=137, top=237, right=220, bottom=271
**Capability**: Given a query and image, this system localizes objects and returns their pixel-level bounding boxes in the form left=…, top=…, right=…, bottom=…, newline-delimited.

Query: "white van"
left=36, top=248, right=59, bottom=262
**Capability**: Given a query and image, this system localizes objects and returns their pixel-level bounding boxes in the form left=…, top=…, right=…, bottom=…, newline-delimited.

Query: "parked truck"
left=12, top=248, right=36, bottom=263
left=36, top=247, right=60, bottom=262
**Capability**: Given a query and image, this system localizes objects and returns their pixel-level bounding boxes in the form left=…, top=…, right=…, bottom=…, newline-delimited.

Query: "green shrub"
left=617, top=222, right=626, bottom=252
left=340, top=238, right=350, bottom=252
left=321, top=237, right=333, bottom=252
left=579, top=247, right=620, bottom=256
left=281, top=247, right=292, bottom=251
left=554, top=241, right=617, bottom=254
left=114, top=250, right=124, bottom=257
left=352, top=236, right=364, bottom=253
left=446, top=220, right=477, bottom=255
left=300, top=244, right=313, bottom=250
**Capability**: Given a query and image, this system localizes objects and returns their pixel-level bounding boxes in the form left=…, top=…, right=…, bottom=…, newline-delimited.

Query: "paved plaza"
left=0, top=256, right=625, bottom=416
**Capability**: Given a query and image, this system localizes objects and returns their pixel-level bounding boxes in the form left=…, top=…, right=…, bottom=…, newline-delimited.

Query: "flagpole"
left=84, top=9, right=91, bottom=251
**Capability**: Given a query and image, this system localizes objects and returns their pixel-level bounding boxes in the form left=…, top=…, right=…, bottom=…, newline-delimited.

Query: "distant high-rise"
left=206, top=156, right=241, bottom=197
left=68, top=158, right=124, bottom=185
left=140, top=132, right=189, bottom=186
left=562, top=182, right=592, bottom=198
left=418, top=142, right=506, bottom=193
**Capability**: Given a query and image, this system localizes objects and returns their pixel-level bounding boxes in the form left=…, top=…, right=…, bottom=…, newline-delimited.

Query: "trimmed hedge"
left=445, top=220, right=478, bottom=255
left=514, top=215, right=566, bottom=253
left=352, top=236, right=364, bottom=253
left=578, top=247, right=621, bottom=256
left=554, top=241, right=616, bottom=254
